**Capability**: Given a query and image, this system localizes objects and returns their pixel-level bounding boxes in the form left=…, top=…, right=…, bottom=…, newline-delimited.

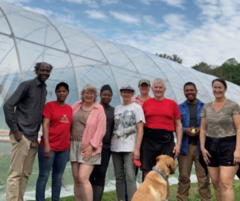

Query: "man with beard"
left=177, top=82, right=211, bottom=201
left=3, top=62, right=53, bottom=201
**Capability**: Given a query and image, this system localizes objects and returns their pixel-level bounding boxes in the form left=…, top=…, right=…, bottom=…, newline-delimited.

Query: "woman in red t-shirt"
left=36, top=82, right=73, bottom=201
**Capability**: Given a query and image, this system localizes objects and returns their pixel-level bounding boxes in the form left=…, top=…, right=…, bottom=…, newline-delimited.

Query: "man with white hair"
left=140, top=78, right=182, bottom=200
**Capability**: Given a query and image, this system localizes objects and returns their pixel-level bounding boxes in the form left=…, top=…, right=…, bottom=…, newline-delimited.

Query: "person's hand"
left=185, top=128, right=195, bottom=136
left=173, top=144, right=181, bottom=158
left=44, top=145, right=52, bottom=160
left=83, top=145, right=93, bottom=161
left=201, top=148, right=211, bottom=165
left=133, top=148, right=140, bottom=160
left=194, top=128, right=200, bottom=136
left=233, top=149, right=240, bottom=165
left=185, top=127, right=199, bottom=137
left=13, top=131, right=23, bottom=142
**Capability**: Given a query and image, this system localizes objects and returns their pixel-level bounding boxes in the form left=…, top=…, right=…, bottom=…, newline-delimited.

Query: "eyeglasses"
left=84, top=92, right=95, bottom=96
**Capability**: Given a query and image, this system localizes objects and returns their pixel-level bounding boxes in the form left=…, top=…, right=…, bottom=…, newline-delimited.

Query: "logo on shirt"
left=60, top=114, right=69, bottom=123
left=113, top=110, right=136, bottom=140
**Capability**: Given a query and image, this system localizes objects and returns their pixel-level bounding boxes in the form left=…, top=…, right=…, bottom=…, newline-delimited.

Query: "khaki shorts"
left=69, top=140, right=101, bottom=165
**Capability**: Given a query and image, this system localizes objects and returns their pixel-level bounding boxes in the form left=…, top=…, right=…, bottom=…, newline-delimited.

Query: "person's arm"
left=173, top=119, right=182, bottom=158
left=133, top=121, right=144, bottom=160
left=42, top=117, right=51, bottom=160
left=3, top=82, right=27, bottom=141
left=83, top=107, right=107, bottom=161
left=200, top=117, right=211, bottom=164
left=233, top=114, right=240, bottom=164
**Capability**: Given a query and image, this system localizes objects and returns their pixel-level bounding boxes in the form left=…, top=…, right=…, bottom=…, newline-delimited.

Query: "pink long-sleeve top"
left=72, top=101, right=106, bottom=156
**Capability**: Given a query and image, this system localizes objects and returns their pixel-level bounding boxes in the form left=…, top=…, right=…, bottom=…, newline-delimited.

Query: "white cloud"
left=109, top=11, right=140, bottom=25
left=109, top=0, right=240, bottom=67
left=142, top=15, right=164, bottom=29
left=163, top=13, right=189, bottom=32
left=23, top=6, right=53, bottom=17
left=53, top=13, right=82, bottom=28
left=1, top=0, right=31, bottom=6
left=85, top=10, right=108, bottom=20
left=102, top=0, right=119, bottom=6
left=139, top=0, right=185, bottom=9
left=2, top=0, right=31, bottom=3
left=62, top=0, right=98, bottom=8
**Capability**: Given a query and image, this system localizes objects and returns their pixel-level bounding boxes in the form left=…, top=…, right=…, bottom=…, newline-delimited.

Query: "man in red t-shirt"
left=141, top=78, right=182, bottom=198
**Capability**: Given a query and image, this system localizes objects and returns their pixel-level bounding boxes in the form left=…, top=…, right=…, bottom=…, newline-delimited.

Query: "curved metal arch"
left=0, top=6, right=23, bottom=81
left=178, top=65, right=213, bottom=99
left=107, top=42, right=143, bottom=79
left=128, top=47, right=178, bottom=101
left=158, top=58, right=188, bottom=103
left=42, top=15, right=80, bottom=100
left=80, top=30, right=121, bottom=103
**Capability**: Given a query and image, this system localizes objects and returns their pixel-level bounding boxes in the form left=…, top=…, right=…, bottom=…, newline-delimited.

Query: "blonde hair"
left=80, top=83, right=98, bottom=102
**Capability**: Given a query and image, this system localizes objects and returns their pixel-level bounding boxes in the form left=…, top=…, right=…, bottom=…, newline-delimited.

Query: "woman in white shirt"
left=111, top=84, right=145, bottom=201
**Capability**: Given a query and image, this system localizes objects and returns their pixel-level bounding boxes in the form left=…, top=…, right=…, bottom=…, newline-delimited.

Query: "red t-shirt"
left=142, top=98, right=181, bottom=131
left=39, top=101, right=73, bottom=151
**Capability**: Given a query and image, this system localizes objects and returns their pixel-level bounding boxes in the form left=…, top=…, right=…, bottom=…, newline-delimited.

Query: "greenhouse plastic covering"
left=1, top=1, right=240, bottom=200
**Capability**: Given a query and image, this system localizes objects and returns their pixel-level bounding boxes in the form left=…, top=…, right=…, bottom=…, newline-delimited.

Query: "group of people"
left=3, top=61, right=240, bottom=201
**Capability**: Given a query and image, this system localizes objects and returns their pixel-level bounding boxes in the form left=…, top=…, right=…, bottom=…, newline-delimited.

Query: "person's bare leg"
left=208, top=167, right=221, bottom=201
left=79, top=164, right=94, bottom=201
left=71, top=162, right=83, bottom=201
left=220, top=165, right=238, bottom=201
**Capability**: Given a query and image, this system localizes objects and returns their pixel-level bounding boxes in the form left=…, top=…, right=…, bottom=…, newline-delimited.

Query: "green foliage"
left=192, top=58, right=240, bottom=85
left=192, top=62, right=211, bottom=73
left=156, top=53, right=183, bottom=64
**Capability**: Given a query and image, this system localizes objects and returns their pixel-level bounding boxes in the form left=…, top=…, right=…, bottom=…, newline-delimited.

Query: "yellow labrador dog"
left=132, top=155, right=177, bottom=201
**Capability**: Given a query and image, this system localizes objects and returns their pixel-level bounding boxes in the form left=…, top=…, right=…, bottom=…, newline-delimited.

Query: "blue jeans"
left=35, top=146, right=69, bottom=201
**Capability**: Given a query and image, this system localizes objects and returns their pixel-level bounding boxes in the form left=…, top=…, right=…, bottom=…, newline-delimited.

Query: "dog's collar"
left=152, top=166, right=167, bottom=180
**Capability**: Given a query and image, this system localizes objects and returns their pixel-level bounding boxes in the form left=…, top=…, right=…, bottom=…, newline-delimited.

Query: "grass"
left=1, top=153, right=240, bottom=201
left=43, top=180, right=240, bottom=201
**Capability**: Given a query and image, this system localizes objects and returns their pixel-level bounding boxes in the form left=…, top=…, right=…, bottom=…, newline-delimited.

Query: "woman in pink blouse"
left=70, top=84, right=106, bottom=201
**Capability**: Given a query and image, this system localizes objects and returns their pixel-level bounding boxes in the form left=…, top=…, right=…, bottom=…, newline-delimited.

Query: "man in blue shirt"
left=177, top=82, right=211, bottom=201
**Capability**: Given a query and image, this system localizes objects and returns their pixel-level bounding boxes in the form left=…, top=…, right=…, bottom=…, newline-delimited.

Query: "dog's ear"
left=156, top=155, right=162, bottom=162
left=168, top=159, right=177, bottom=174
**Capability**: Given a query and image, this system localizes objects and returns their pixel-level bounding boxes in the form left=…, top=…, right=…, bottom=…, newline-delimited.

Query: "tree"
left=192, top=62, right=211, bottom=73
left=221, top=58, right=240, bottom=84
left=156, top=53, right=183, bottom=64
left=191, top=58, right=240, bottom=86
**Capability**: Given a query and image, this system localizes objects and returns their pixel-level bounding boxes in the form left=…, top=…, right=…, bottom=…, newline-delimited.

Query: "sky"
left=1, top=0, right=240, bottom=67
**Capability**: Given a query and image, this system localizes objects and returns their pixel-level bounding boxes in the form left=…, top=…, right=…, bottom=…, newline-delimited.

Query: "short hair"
left=55, top=82, right=69, bottom=92
left=212, top=78, right=227, bottom=89
left=34, top=62, right=53, bottom=74
left=80, top=83, right=98, bottom=102
left=184, top=82, right=197, bottom=90
left=152, top=78, right=166, bottom=88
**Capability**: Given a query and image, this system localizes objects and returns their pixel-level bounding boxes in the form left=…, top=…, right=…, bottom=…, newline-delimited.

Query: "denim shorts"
left=69, top=140, right=101, bottom=165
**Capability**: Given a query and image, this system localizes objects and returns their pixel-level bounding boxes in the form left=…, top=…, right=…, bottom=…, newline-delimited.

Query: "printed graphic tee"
left=39, top=101, right=73, bottom=151
left=111, top=102, right=145, bottom=152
